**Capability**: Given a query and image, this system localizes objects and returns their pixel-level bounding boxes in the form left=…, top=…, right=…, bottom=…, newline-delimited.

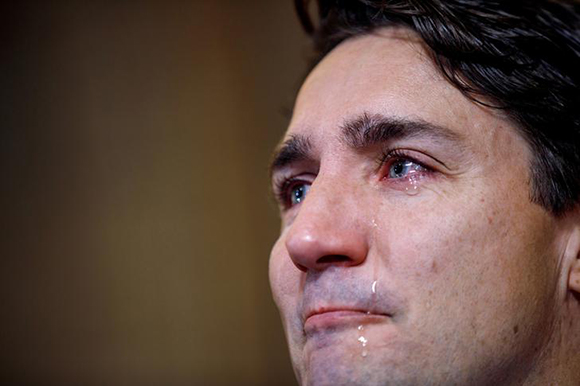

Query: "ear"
left=567, top=222, right=580, bottom=295
left=570, top=252, right=580, bottom=295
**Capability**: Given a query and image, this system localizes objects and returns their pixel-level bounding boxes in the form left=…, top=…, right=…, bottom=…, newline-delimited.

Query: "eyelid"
left=378, top=148, right=445, bottom=174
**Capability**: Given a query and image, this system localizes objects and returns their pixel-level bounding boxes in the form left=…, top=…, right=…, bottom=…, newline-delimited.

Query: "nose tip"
left=285, top=213, right=369, bottom=272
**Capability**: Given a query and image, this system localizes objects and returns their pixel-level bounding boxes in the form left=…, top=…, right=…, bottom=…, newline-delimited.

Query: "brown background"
left=1, top=1, right=310, bottom=385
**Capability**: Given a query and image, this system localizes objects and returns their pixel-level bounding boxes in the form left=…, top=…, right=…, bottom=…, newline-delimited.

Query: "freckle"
left=431, top=261, right=438, bottom=273
left=513, top=325, right=519, bottom=334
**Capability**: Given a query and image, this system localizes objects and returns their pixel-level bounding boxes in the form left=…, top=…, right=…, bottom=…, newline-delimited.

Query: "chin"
left=299, top=348, right=377, bottom=386
left=297, top=349, right=422, bottom=386
left=294, top=332, right=424, bottom=386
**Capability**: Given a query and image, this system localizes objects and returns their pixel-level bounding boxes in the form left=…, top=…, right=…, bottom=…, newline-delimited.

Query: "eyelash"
left=274, top=149, right=435, bottom=210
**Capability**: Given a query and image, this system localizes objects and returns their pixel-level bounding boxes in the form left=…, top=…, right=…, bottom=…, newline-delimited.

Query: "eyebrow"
left=269, top=134, right=314, bottom=177
left=269, top=112, right=463, bottom=176
left=341, top=112, right=462, bottom=149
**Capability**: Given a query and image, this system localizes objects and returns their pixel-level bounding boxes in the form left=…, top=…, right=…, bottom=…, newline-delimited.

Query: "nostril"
left=316, top=255, right=352, bottom=265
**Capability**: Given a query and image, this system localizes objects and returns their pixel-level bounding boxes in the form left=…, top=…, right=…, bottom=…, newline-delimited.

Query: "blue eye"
left=273, top=176, right=314, bottom=210
left=388, top=159, right=425, bottom=179
left=290, top=183, right=310, bottom=206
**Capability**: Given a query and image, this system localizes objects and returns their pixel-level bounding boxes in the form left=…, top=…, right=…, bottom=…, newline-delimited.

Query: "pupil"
left=394, top=162, right=405, bottom=176
left=294, top=186, right=304, bottom=202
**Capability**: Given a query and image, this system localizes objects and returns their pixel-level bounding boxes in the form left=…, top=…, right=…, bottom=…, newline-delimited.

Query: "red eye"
left=387, top=158, right=427, bottom=179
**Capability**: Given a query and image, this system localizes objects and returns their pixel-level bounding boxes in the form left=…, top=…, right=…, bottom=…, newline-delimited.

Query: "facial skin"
left=269, top=28, right=580, bottom=385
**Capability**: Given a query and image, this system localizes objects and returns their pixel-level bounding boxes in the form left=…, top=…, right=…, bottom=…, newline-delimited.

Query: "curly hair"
left=295, top=0, right=580, bottom=215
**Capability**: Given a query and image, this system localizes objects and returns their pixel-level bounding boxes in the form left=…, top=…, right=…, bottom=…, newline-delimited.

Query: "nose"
left=284, top=178, right=369, bottom=272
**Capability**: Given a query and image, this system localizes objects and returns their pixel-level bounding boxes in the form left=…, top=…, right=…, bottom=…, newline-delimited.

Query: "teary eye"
left=388, top=159, right=426, bottom=179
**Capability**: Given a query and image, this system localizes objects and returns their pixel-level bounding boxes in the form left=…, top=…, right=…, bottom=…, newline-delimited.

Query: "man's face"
left=269, top=29, right=565, bottom=385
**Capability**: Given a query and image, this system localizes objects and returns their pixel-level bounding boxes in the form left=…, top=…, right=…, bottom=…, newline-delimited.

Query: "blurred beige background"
left=1, top=1, right=309, bottom=385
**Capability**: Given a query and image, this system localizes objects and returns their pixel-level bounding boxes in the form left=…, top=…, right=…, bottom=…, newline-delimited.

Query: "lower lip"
left=304, top=310, right=388, bottom=333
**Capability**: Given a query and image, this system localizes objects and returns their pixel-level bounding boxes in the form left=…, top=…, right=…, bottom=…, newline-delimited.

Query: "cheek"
left=370, top=197, right=558, bottom=376
left=269, top=236, right=301, bottom=315
left=269, top=236, right=307, bottom=368
left=380, top=190, right=558, bottom=330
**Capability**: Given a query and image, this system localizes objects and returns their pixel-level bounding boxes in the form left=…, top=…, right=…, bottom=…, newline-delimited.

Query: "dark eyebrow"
left=341, top=112, right=463, bottom=149
left=269, top=134, right=313, bottom=177
left=269, top=112, right=463, bottom=178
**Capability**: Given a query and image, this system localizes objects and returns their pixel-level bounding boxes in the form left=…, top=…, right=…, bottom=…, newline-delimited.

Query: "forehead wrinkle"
left=340, top=112, right=465, bottom=150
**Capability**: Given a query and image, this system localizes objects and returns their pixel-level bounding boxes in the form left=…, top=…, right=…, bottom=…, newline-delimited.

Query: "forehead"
left=287, top=28, right=515, bottom=154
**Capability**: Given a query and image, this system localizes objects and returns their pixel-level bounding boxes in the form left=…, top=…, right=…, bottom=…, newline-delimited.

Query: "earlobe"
left=570, top=256, right=580, bottom=295
left=567, top=221, right=580, bottom=295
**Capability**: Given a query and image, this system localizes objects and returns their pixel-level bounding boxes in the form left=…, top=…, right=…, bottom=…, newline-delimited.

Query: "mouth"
left=304, top=308, right=390, bottom=334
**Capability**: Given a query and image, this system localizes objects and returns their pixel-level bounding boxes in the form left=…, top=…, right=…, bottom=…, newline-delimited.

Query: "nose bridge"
left=284, top=171, right=370, bottom=272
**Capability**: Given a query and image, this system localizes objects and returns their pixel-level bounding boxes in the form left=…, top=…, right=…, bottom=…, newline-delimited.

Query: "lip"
left=304, top=308, right=390, bottom=333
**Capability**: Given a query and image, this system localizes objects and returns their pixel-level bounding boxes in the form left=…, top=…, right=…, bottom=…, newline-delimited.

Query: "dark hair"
left=295, top=0, right=580, bottom=215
